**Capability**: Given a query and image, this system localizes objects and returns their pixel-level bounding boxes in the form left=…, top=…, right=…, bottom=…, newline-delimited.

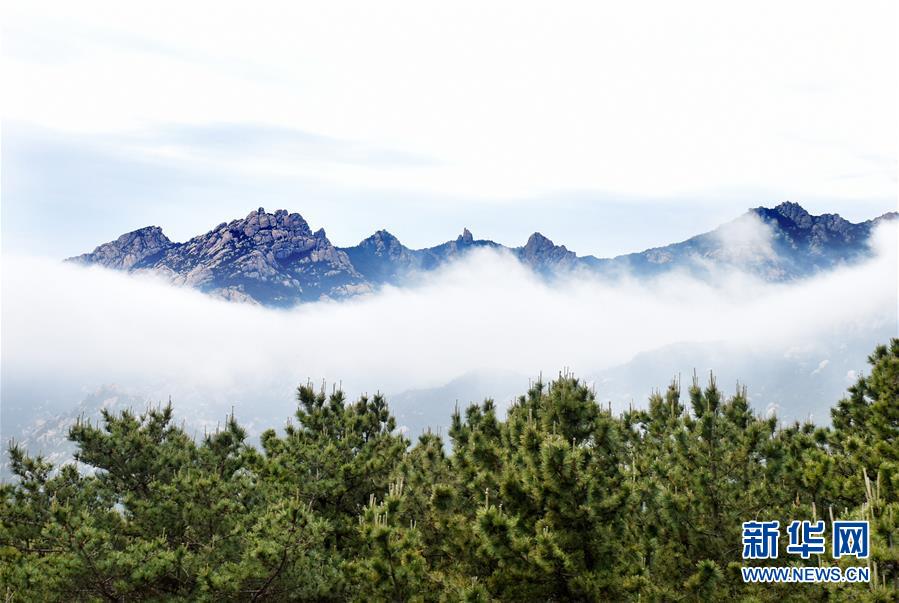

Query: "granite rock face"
left=516, top=232, right=579, bottom=274
left=69, top=226, right=174, bottom=270
left=70, top=208, right=369, bottom=306
left=753, top=201, right=891, bottom=256
left=68, top=203, right=895, bottom=307
left=149, top=208, right=368, bottom=305
left=343, top=229, right=421, bottom=283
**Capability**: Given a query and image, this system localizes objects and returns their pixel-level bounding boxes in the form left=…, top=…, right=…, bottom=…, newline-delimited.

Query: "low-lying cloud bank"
left=2, top=223, right=896, bottom=428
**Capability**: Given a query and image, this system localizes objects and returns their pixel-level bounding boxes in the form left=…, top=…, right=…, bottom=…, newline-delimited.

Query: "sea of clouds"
left=1, top=220, right=896, bottom=438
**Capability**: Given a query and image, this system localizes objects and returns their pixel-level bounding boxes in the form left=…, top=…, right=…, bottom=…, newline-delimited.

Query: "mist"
left=1, top=221, right=896, bottom=433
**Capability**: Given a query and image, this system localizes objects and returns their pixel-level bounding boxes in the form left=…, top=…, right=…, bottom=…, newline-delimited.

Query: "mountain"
left=343, top=227, right=502, bottom=283
left=517, top=232, right=579, bottom=274
left=0, top=384, right=269, bottom=481
left=589, top=201, right=897, bottom=280
left=68, top=202, right=895, bottom=306
left=342, top=230, right=420, bottom=284
left=381, top=320, right=896, bottom=442
left=69, top=208, right=371, bottom=306
left=71, top=226, right=174, bottom=270
left=387, top=370, right=528, bottom=438
left=0, top=386, right=151, bottom=479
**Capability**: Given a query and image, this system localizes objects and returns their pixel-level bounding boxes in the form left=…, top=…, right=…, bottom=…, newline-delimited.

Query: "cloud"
left=2, top=222, right=896, bottom=425
left=3, top=1, right=895, bottom=202
left=0, top=122, right=772, bottom=260
left=810, top=359, right=830, bottom=376
left=708, top=213, right=777, bottom=263
left=145, top=123, right=437, bottom=167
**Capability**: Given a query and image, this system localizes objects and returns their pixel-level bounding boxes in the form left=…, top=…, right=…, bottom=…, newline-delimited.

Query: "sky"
left=2, top=0, right=897, bottom=258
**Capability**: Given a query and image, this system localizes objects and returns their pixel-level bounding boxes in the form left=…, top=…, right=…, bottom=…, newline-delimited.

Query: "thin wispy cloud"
left=6, top=123, right=805, bottom=260
left=3, top=0, right=895, bottom=240
left=145, top=123, right=437, bottom=167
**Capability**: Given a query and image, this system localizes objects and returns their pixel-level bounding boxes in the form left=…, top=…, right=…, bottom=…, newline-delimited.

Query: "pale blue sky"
left=2, top=1, right=896, bottom=258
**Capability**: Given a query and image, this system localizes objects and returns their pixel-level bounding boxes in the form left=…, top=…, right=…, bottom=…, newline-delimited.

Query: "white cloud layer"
left=2, top=223, right=896, bottom=414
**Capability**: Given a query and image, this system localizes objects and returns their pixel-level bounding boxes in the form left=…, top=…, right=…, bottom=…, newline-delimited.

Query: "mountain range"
left=68, top=202, right=896, bottom=307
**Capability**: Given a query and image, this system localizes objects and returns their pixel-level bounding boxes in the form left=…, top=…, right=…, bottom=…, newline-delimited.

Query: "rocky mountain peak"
left=233, top=207, right=311, bottom=238
left=375, top=229, right=399, bottom=241
left=750, top=201, right=875, bottom=249
left=342, top=228, right=418, bottom=284
left=68, top=207, right=369, bottom=305
left=459, top=228, right=474, bottom=244
left=771, top=201, right=812, bottom=225
left=524, top=232, right=554, bottom=251
left=132, top=225, right=167, bottom=237
left=517, top=232, right=576, bottom=272
left=359, top=229, right=402, bottom=250
left=112, top=225, right=171, bottom=250
left=68, top=225, right=173, bottom=270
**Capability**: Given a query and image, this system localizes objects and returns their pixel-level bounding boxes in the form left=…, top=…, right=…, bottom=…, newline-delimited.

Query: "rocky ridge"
left=68, top=202, right=896, bottom=307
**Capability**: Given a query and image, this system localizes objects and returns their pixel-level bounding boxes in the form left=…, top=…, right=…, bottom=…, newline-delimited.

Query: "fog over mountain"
left=2, top=203, right=896, bottom=475
left=67, top=202, right=896, bottom=306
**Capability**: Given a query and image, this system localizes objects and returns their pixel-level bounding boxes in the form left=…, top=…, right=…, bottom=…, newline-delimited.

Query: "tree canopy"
left=2, top=339, right=897, bottom=601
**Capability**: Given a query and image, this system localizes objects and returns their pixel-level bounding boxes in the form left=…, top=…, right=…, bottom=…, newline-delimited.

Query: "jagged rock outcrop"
left=753, top=201, right=893, bottom=254
left=415, top=228, right=502, bottom=270
left=69, top=226, right=174, bottom=270
left=516, top=232, right=578, bottom=273
left=69, top=208, right=369, bottom=306
left=343, top=230, right=420, bottom=283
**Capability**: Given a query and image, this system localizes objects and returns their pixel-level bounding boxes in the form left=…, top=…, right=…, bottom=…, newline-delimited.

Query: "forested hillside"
left=2, top=340, right=897, bottom=601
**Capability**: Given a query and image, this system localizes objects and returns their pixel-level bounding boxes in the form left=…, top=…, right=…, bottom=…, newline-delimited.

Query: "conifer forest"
left=2, top=339, right=897, bottom=602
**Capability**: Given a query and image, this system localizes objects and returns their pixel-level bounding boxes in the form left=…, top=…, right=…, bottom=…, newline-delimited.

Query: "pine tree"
left=256, top=383, right=408, bottom=596
left=830, top=339, right=899, bottom=595
left=450, top=376, right=639, bottom=600
left=2, top=341, right=898, bottom=600
left=627, top=374, right=831, bottom=600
